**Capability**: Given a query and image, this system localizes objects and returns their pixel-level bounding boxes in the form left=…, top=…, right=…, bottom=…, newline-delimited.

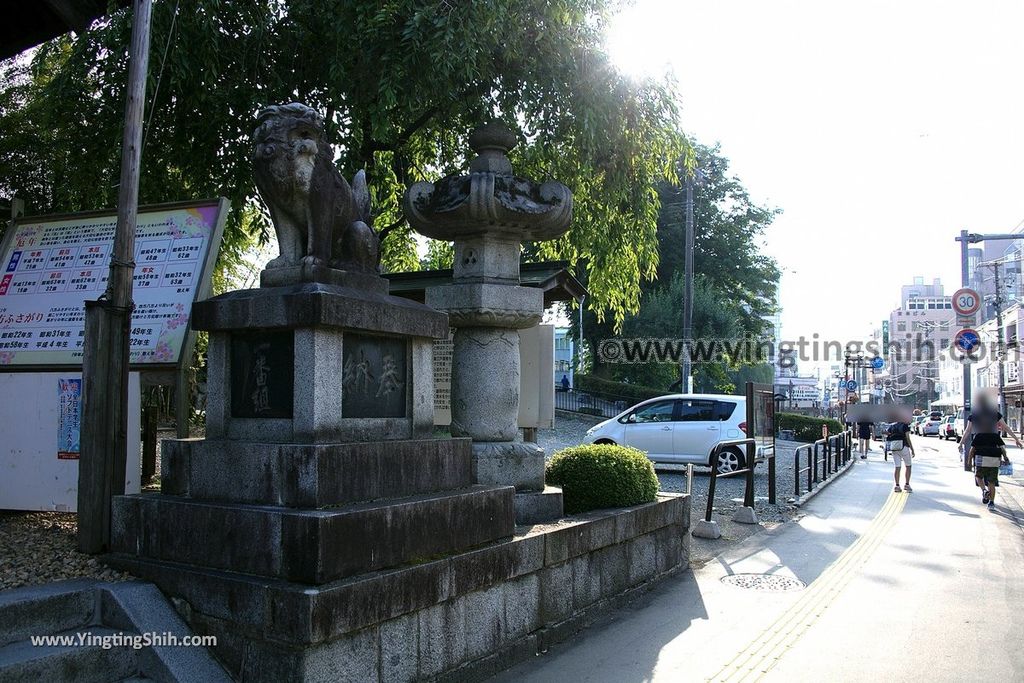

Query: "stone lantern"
left=404, top=122, right=572, bottom=521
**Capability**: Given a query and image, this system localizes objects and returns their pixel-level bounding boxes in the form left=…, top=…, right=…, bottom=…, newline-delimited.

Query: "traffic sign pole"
left=957, top=232, right=973, bottom=471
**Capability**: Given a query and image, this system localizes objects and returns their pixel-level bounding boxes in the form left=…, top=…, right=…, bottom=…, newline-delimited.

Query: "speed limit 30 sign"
left=952, top=288, right=981, bottom=317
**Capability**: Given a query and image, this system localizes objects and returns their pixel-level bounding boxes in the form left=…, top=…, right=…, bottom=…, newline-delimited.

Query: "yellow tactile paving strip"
left=709, top=491, right=908, bottom=682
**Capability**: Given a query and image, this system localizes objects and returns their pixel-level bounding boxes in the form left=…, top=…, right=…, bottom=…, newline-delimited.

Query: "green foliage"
left=578, top=142, right=780, bottom=388
left=546, top=444, right=659, bottom=514
left=575, top=373, right=664, bottom=403
left=729, top=363, right=774, bottom=387
left=0, top=0, right=687, bottom=323
left=420, top=239, right=454, bottom=270
left=776, top=413, right=843, bottom=443
left=655, top=143, right=780, bottom=335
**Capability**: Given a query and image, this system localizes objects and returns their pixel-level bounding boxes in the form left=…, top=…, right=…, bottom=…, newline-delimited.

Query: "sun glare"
left=605, top=1, right=677, bottom=80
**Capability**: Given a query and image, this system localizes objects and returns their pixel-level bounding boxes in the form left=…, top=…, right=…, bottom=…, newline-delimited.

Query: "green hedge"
left=546, top=444, right=660, bottom=514
left=574, top=374, right=665, bottom=403
left=776, top=413, right=843, bottom=442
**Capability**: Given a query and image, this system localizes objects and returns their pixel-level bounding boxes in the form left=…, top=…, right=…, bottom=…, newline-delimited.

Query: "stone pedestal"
left=108, top=267, right=519, bottom=680
left=407, top=122, right=573, bottom=521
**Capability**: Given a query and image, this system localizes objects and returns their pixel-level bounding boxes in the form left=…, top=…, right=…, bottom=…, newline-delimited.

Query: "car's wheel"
left=594, top=439, right=616, bottom=445
left=713, top=447, right=745, bottom=474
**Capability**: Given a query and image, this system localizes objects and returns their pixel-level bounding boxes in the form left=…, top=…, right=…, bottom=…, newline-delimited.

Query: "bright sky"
left=607, top=0, right=1024, bottom=368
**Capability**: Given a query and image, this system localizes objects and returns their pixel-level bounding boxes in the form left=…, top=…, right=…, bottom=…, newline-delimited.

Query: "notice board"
left=0, top=199, right=227, bottom=369
left=0, top=371, right=142, bottom=511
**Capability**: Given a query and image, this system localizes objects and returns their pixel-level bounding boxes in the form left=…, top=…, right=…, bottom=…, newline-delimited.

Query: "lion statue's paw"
left=265, top=255, right=291, bottom=270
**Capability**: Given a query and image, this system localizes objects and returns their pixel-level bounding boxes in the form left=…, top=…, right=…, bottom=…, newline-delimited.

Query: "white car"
left=584, top=393, right=754, bottom=473
left=919, top=415, right=943, bottom=436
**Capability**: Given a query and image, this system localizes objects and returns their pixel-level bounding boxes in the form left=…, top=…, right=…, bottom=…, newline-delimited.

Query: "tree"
left=0, top=0, right=686, bottom=323
left=654, top=142, right=780, bottom=335
left=578, top=142, right=780, bottom=389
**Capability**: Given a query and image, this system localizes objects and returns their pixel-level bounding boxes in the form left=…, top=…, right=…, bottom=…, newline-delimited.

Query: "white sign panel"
left=433, top=324, right=556, bottom=429
left=0, top=372, right=141, bottom=511
left=0, top=200, right=226, bottom=367
left=518, top=324, right=555, bottom=430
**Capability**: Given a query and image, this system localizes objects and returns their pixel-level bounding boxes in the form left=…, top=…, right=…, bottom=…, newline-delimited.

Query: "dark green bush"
left=574, top=374, right=665, bottom=403
left=776, top=413, right=843, bottom=442
left=546, top=444, right=660, bottom=514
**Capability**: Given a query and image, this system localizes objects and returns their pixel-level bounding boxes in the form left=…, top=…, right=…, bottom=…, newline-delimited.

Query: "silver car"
left=920, top=415, right=943, bottom=436
left=584, top=393, right=753, bottom=473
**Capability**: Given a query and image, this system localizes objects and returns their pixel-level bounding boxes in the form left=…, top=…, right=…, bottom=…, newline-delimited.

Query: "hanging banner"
left=0, top=199, right=227, bottom=368
left=57, top=377, right=82, bottom=459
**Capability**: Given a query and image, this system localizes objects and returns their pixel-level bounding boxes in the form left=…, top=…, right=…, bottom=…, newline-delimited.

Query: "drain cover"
left=720, top=573, right=806, bottom=592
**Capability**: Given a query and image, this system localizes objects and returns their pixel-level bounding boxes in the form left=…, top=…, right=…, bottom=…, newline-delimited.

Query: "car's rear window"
left=712, top=401, right=737, bottom=421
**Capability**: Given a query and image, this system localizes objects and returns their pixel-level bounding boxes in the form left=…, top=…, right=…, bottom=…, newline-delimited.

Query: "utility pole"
left=681, top=174, right=695, bottom=393
left=78, top=0, right=152, bottom=553
left=984, top=261, right=1009, bottom=420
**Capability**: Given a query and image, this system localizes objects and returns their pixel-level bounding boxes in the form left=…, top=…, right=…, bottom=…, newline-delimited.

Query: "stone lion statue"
left=252, top=102, right=379, bottom=272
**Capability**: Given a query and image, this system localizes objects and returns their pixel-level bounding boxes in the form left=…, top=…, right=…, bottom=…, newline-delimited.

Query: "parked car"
left=954, top=407, right=965, bottom=439
left=941, top=415, right=958, bottom=440
left=584, top=393, right=761, bottom=473
left=910, top=415, right=926, bottom=434
left=920, top=415, right=943, bottom=436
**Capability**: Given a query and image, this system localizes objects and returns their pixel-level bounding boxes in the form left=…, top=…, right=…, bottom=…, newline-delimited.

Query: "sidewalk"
left=493, top=437, right=1024, bottom=682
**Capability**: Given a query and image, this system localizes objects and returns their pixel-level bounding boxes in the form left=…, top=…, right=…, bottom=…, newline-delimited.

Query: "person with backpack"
left=885, top=421, right=916, bottom=492
left=968, top=432, right=1011, bottom=509
left=958, top=393, right=1021, bottom=496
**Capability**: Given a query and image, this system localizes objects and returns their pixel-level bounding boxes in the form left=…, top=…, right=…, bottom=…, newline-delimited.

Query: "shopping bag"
left=999, top=462, right=1014, bottom=477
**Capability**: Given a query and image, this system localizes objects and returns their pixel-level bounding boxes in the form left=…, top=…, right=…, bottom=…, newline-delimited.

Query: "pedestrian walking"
left=884, top=421, right=915, bottom=492
left=968, top=432, right=1010, bottom=509
left=857, top=421, right=872, bottom=459
left=958, top=394, right=1021, bottom=496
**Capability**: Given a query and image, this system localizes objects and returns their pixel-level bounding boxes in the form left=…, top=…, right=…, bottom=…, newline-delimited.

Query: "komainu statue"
left=252, top=102, right=379, bottom=272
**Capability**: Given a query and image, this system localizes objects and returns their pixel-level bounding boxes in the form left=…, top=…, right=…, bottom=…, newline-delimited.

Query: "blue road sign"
left=871, top=356, right=884, bottom=370
left=846, top=380, right=858, bottom=391
left=954, top=328, right=981, bottom=353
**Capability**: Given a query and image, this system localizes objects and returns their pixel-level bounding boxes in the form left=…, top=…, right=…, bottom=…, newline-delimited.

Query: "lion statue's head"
left=252, top=102, right=330, bottom=202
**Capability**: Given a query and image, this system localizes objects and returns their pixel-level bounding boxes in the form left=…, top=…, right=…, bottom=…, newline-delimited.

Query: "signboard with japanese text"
left=57, top=377, right=82, bottom=459
left=0, top=199, right=227, bottom=369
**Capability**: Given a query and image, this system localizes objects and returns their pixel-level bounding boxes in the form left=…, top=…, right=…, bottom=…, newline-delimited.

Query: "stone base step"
left=112, top=485, right=515, bottom=584
left=0, top=580, right=230, bottom=683
left=161, top=437, right=475, bottom=507
left=514, top=486, right=565, bottom=525
left=0, top=579, right=98, bottom=648
left=0, top=626, right=138, bottom=683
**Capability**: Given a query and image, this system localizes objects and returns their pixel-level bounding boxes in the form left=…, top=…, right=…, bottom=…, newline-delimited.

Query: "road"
left=494, top=435, right=1024, bottom=682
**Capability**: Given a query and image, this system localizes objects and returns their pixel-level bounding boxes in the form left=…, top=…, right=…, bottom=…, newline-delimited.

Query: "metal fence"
left=554, top=388, right=635, bottom=418
left=701, top=438, right=757, bottom=524
left=794, top=430, right=853, bottom=499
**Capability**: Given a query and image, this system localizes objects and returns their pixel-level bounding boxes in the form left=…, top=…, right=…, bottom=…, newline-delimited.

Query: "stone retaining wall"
left=112, top=493, right=688, bottom=681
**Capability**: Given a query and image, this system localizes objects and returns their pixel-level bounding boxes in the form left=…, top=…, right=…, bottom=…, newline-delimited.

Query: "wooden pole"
left=141, top=405, right=157, bottom=484
left=78, top=0, right=152, bottom=553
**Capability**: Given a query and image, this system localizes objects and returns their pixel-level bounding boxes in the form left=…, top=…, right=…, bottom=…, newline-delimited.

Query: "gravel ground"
left=0, top=512, right=132, bottom=591
left=537, top=411, right=821, bottom=528
left=0, top=427, right=188, bottom=591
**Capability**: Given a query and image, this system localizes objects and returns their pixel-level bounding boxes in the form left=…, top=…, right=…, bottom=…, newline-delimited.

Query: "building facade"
left=554, top=326, right=574, bottom=388
left=886, top=277, right=953, bottom=407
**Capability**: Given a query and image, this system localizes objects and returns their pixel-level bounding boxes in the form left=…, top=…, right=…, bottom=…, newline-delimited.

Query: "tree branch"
left=377, top=215, right=406, bottom=244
